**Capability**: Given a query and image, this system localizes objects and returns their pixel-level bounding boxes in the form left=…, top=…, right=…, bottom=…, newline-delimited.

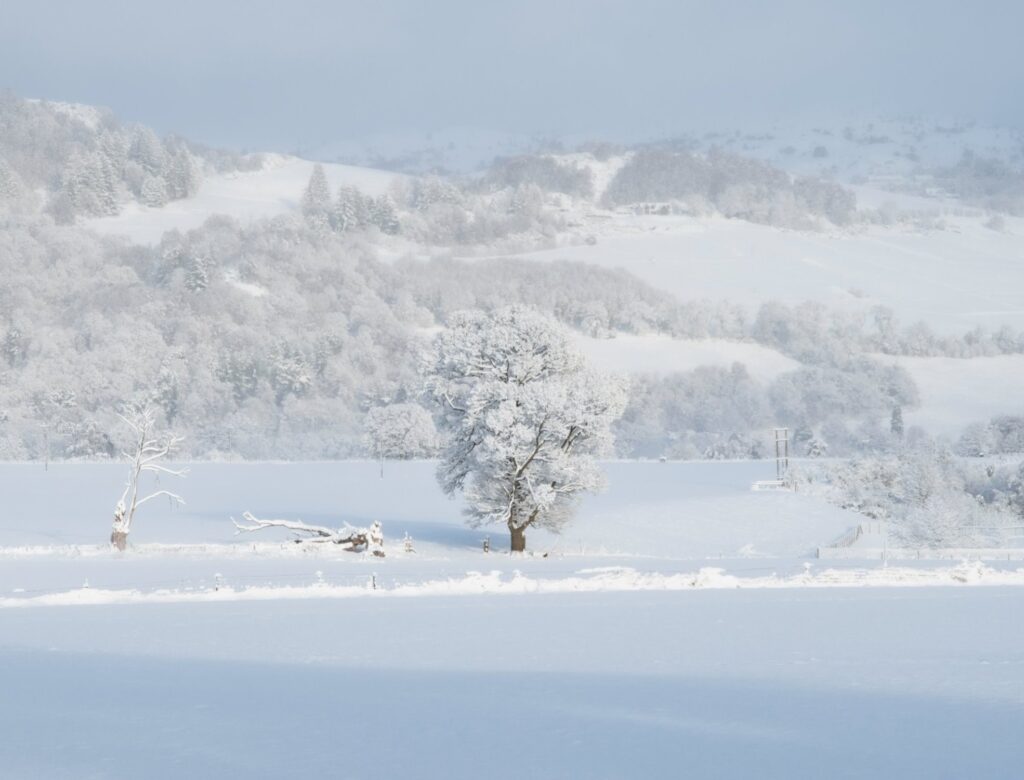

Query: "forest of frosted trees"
left=2, top=94, right=1024, bottom=467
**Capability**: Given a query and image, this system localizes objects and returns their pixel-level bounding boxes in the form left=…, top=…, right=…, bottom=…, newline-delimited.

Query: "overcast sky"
left=2, top=0, right=1021, bottom=152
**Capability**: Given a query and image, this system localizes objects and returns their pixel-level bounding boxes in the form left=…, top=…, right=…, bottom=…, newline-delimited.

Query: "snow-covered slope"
left=498, top=211, right=1024, bottom=333
left=575, top=334, right=798, bottom=381
left=697, top=116, right=1023, bottom=184
left=888, top=354, right=1024, bottom=434
left=85, top=154, right=403, bottom=244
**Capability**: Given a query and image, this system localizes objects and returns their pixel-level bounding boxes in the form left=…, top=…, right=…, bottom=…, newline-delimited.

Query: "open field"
left=2, top=462, right=1023, bottom=777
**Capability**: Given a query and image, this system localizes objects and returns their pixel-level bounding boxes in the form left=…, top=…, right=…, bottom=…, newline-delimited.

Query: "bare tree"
left=232, top=512, right=384, bottom=555
left=111, top=404, right=185, bottom=550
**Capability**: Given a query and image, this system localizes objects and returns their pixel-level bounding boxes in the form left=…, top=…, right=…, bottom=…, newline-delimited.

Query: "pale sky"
left=2, top=0, right=1021, bottom=152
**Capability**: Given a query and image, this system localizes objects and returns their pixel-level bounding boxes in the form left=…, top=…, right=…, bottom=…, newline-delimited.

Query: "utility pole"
left=773, top=427, right=789, bottom=483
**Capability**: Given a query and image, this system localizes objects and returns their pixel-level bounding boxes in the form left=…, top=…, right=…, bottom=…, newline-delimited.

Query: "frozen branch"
left=232, top=512, right=385, bottom=555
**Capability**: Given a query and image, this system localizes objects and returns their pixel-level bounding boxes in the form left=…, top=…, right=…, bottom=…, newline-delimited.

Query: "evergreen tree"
left=301, top=164, right=332, bottom=231
left=334, top=185, right=360, bottom=232
left=60, top=151, right=117, bottom=217
left=167, top=149, right=200, bottom=200
left=0, top=156, right=21, bottom=201
left=372, top=194, right=401, bottom=235
left=891, top=405, right=904, bottom=438
left=184, top=255, right=210, bottom=292
left=130, top=126, right=166, bottom=176
left=140, top=174, right=169, bottom=207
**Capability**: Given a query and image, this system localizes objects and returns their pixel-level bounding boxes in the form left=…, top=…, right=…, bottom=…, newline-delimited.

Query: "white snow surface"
left=85, top=154, right=403, bottom=244
left=575, top=333, right=799, bottom=380
left=2, top=583, right=1023, bottom=778
left=2, top=460, right=1024, bottom=777
left=888, top=353, right=1024, bottom=433
left=494, top=211, right=1024, bottom=333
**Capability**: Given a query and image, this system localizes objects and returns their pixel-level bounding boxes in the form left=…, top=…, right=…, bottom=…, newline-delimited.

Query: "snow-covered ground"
left=3, top=585, right=1023, bottom=778
left=887, top=354, right=1024, bottom=434
left=575, top=333, right=799, bottom=381
left=85, top=154, right=402, bottom=244
left=0, top=459, right=855, bottom=559
left=497, top=210, right=1024, bottom=333
left=3, top=461, right=1023, bottom=777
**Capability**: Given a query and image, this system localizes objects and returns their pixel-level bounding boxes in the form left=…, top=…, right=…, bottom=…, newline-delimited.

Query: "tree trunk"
left=110, top=530, right=128, bottom=551
left=510, top=524, right=526, bottom=553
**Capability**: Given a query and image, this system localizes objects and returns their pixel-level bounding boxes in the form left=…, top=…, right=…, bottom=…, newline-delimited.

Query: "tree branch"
left=231, top=512, right=385, bottom=554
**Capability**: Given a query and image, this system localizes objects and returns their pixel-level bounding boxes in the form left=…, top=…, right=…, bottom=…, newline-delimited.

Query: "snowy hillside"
left=575, top=334, right=799, bottom=381
left=890, top=354, right=1024, bottom=434
left=84, top=154, right=403, bottom=244
left=501, top=209, right=1024, bottom=333
left=696, top=116, right=1023, bottom=184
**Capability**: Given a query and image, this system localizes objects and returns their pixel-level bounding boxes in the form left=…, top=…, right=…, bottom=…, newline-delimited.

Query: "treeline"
left=956, top=415, right=1024, bottom=457
left=298, top=162, right=567, bottom=250
left=804, top=444, right=1024, bottom=548
left=615, top=359, right=918, bottom=460
left=0, top=209, right=947, bottom=462
left=927, top=151, right=1024, bottom=216
left=602, top=146, right=857, bottom=227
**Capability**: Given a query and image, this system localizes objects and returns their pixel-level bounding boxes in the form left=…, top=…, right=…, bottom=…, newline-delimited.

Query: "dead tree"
left=111, top=405, right=186, bottom=550
left=232, top=512, right=385, bottom=556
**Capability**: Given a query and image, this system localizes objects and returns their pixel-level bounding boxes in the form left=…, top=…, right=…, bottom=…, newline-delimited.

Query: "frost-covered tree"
left=891, top=405, right=905, bottom=438
left=805, top=436, right=828, bottom=458
left=411, top=175, right=463, bottom=211
left=301, top=163, right=332, bottom=230
left=335, top=185, right=370, bottom=231
left=426, top=306, right=627, bottom=551
left=130, top=126, right=166, bottom=176
left=111, top=404, right=185, bottom=550
left=0, top=156, right=23, bottom=202
left=166, top=148, right=200, bottom=200
left=60, top=150, right=119, bottom=217
left=372, top=194, right=401, bottom=235
left=364, top=402, right=439, bottom=475
left=140, top=174, right=169, bottom=207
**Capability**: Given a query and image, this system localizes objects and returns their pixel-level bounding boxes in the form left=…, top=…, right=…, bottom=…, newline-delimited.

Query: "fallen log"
left=232, top=512, right=384, bottom=556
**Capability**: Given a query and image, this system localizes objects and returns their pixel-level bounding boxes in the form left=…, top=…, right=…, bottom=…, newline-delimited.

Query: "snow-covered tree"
left=364, top=402, right=439, bottom=475
left=956, top=422, right=991, bottom=457
left=425, top=306, right=627, bottom=551
left=891, top=405, right=905, bottom=438
left=0, top=156, right=23, bottom=202
left=60, top=150, right=118, bottom=217
left=130, top=126, right=166, bottom=175
left=111, top=404, right=185, bottom=550
left=806, top=436, right=828, bottom=458
left=140, top=174, right=169, bottom=207
left=411, top=175, right=463, bottom=211
left=335, top=185, right=369, bottom=231
left=371, top=194, right=401, bottom=235
left=184, top=255, right=210, bottom=292
left=301, top=163, right=332, bottom=231
left=166, top=148, right=200, bottom=199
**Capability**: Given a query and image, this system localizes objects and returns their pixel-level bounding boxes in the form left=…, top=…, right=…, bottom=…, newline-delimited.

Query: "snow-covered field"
left=504, top=211, right=1024, bottom=333
left=891, top=353, right=1024, bottom=434
left=2, top=461, right=1024, bottom=777
left=3, top=582, right=1023, bottom=778
left=575, top=333, right=799, bottom=381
